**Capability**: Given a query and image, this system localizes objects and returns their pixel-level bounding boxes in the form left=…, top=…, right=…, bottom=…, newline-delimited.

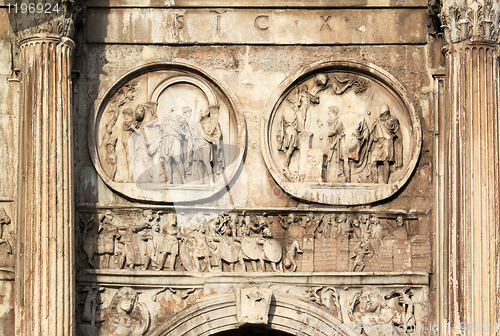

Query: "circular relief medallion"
left=261, top=60, right=421, bottom=205
left=90, top=61, right=246, bottom=203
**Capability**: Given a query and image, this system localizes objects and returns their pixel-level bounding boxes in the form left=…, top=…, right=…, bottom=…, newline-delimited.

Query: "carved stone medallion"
left=261, top=60, right=421, bottom=205
left=90, top=61, right=246, bottom=203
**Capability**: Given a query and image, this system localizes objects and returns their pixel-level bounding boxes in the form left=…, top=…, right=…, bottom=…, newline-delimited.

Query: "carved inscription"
left=320, top=15, right=332, bottom=31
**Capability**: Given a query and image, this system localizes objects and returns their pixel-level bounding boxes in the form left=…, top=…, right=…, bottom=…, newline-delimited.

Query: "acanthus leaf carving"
left=440, top=1, right=500, bottom=44
left=13, top=0, right=84, bottom=44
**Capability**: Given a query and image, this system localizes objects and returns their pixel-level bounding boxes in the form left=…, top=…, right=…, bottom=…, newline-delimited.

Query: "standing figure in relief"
left=368, top=105, right=403, bottom=184
left=148, top=107, right=193, bottom=184
left=122, top=108, right=140, bottom=181
left=100, top=287, right=150, bottom=336
left=340, top=118, right=370, bottom=183
left=161, top=213, right=180, bottom=270
left=295, top=85, right=312, bottom=132
left=277, top=105, right=299, bottom=178
left=199, top=105, right=225, bottom=175
left=102, top=137, right=118, bottom=181
left=325, top=106, right=345, bottom=179
left=188, top=109, right=214, bottom=184
left=190, top=223, right=214, bottom=272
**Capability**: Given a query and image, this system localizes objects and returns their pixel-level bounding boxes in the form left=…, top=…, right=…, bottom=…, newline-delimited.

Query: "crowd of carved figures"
left=99, top=80, right=225, bottom=186
left=78, top=284, right=417, bottom=336
left=276, top=72, right=403, bottom=184
left=78, top=209, right=417, bottom=273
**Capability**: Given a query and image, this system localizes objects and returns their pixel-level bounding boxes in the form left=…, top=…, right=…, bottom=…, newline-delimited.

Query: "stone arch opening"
left=213, top=326, right=293, bottom=336
left=148, top=292, right=358, bottom=336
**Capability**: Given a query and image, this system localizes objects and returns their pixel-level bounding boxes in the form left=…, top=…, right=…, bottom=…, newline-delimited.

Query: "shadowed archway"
left=148, top=292, right=358, bottom=336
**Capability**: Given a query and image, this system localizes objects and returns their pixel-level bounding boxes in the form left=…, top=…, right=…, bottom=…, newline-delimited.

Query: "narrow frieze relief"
left=77, top=209, right=429, bottom=274
left=77, top=284, right=427, bottom=336
left=262, top=60, right=421, bottom=205
left=90, top=62, right=246, bottom=203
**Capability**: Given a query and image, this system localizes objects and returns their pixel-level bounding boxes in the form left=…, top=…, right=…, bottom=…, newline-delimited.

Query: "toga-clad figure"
left=369, top=105, right=403, bottom=184
left=148, top=107, right=193, bottom=184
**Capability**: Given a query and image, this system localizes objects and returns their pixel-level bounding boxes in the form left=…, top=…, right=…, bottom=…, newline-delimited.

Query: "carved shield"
left=263, top=239, right=282, bottom=263
left=219, top=238, right=240, bottom=263
left=179, top=239, right=196, bottom=271
left=241, top=237, right=262, bottom=260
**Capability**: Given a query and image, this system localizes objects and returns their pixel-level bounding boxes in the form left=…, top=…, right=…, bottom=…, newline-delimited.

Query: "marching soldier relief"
left=4, top=0, right=498, bottom=335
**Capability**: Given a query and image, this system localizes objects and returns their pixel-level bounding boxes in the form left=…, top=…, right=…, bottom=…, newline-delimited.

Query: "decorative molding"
left=440, top=1, right=500, bottom=44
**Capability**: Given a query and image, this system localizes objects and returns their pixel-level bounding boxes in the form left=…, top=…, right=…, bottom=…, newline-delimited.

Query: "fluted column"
left=13, top=2, right=81, bottom=335
left=440, top=1, right=500, bottom=334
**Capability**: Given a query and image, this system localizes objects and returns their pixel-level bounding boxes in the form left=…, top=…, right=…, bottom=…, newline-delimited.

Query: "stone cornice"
left=12, top=0, right=83, bottom=45
left=440, top=0, right=500, bottom=44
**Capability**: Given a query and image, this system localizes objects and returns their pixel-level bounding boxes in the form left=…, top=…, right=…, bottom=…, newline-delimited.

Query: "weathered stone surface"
left=86, top=8, right=427, bottom=45
left=2, top=0, right=498, bottom=335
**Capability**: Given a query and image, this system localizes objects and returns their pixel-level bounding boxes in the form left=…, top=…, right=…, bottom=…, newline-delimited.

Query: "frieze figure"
left=348, top=286, right=415, bottom=336
left=309, top=286, right=342, bottom=320
left=81, top=212, right=121, bottom=269
left=283, top=240, right=303, bottom=272
left=350, top=241, right=374, bottom=272
left=100, top=287, right=150, bottom=336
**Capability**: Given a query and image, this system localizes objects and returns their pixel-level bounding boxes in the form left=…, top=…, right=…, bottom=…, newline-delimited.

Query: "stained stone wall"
left=0, top=0, right=478, bottom=335
left=72, top=1, right=436, bottom=335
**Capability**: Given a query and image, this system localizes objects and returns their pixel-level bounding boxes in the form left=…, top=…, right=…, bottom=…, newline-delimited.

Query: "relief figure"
left=200, top=105, right=225, bottom=175
left=141, top=210, right=179, bottom=271
left=368, top=105, right=403, bottom=184
left=349, top=286, right=415, bottom=336
left=0, top=208, right=12, bottom=256
left=276, top=105, right=299, bottom=178
left=147, top=107, right=194, bottom=184
left=325, top=106, right=345, bottom=178
left=100, top=287, right=150, bottom=336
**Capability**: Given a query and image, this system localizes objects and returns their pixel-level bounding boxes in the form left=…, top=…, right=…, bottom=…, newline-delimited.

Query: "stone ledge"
left=0, top=267, right=14, bottom=280
left=77, top=269, right=429, bottom=287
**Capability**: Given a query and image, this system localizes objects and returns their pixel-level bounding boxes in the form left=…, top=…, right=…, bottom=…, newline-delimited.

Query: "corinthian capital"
left=11, top=0, right=83, bottom=45
left=439, top=0, right=500, bottom=44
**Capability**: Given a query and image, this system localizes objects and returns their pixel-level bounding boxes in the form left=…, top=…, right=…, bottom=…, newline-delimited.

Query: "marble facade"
left=0, top=0, right=498, bottom=335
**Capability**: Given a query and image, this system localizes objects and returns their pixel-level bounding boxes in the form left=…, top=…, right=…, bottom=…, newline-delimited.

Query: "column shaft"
left=16, top=34, right=75, bottom=336
left=443, top=41, right=500, bottom=333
